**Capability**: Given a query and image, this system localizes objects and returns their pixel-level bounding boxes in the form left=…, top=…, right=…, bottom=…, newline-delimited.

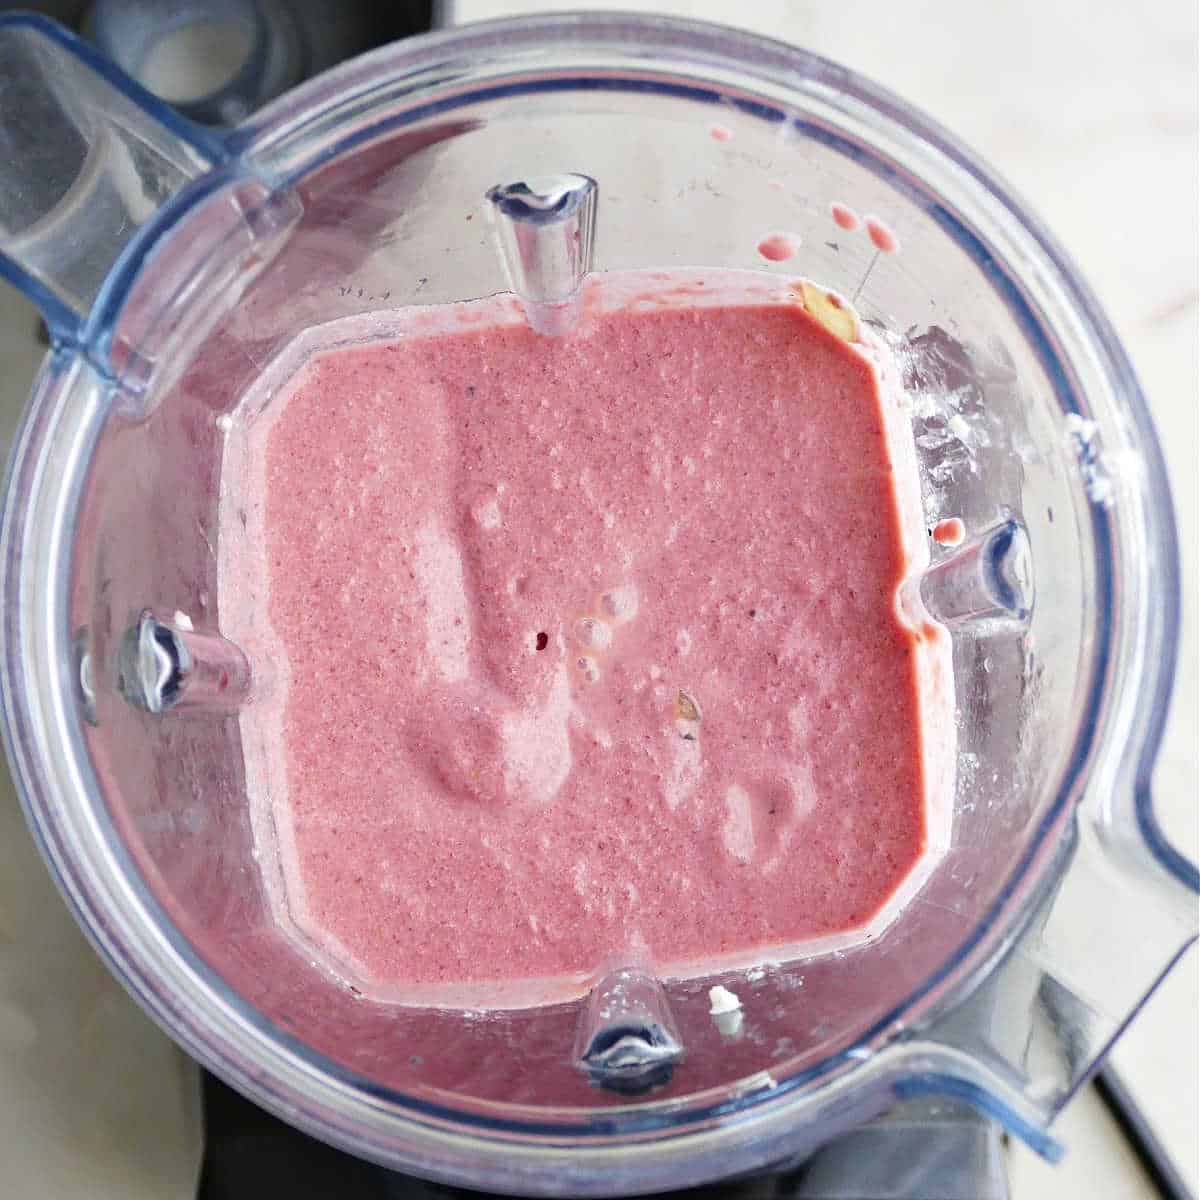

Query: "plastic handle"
left=903, top=786, right=1197, bottom=1161
left=0, top=15, right=226, bottom=346
left=791, top=1098, right=1009, bottom=1199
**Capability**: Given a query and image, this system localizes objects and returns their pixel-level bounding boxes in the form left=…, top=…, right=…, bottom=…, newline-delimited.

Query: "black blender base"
left=197, top=1071, right=1009, bottom=1200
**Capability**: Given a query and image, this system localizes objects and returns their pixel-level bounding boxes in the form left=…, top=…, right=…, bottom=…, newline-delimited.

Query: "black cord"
left=1094, top=1065, right=1196, bottom=1200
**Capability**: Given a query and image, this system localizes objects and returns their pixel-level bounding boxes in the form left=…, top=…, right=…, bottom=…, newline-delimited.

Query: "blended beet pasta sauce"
left=221, top=270, right=954, bottom=1006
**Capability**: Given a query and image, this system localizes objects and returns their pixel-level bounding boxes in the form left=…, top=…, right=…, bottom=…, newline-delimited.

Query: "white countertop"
left=0, top=2, right=1195, bottom=1196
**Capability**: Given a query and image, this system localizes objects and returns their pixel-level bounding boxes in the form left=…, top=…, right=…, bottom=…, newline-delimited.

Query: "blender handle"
left=897, top=789, right=1197, bottom=1162
left=0, top=15, right=228, bottom=348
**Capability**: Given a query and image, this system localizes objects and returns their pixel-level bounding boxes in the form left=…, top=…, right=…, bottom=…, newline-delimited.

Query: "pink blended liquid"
left=223, top=270, right=952, bottom=1005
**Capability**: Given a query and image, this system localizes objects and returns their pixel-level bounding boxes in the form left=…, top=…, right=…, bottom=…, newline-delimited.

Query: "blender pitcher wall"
left=72, top=89, right=1081, bottom=1095
left=0, top=12, right=1194, bottom=1195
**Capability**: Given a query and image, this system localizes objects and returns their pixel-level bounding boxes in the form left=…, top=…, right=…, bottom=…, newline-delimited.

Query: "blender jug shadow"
left=0, top=12, right=1195, bottom=1197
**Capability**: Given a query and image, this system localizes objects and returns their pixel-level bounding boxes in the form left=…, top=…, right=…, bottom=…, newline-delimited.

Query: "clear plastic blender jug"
left=0, top=12, right=1195, bottom=1197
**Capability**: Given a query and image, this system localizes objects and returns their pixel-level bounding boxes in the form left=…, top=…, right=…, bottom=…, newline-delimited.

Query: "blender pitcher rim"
left=0, top=9, right=1190, bottom=1184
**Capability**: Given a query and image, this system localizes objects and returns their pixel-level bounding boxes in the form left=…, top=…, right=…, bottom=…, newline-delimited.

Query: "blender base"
left=197, top=1072, right=1009, bottom=1200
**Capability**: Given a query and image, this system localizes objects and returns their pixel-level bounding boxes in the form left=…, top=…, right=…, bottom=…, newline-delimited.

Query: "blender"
left=0, top=11, right=1195, bottom=1196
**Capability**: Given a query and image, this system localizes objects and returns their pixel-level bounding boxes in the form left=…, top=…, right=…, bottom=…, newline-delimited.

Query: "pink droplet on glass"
left=830, top=202, right=860, bottom=232
left=932, top=517, right=965, bottom=547
left=757, top=233, right=800, bottom=263
left=865, top=216, right=900, bottom=254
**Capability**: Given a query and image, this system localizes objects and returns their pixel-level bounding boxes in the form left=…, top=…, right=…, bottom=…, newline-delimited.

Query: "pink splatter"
left=932, top=517, right=965, bottom=547
left=768, top=178, right=786, bottom=192
left=831, top=202, right=861, bottom=231
left=757, top=232, right=801, bottom=262
left=865, top=215, right=900, bottom=254
left=708, top=123, right=733, bottom=142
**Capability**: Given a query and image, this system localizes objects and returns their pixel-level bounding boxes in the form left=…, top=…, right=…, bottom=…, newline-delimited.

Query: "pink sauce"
left=757, top=232, right=801, bottom=262
left=830, top=202, right=861, bottom=232
left=224, top=271, right=952, bottom=1004
left=707, top=122, right=734, bottom=142
left=865, top=215, right=900, bottom=254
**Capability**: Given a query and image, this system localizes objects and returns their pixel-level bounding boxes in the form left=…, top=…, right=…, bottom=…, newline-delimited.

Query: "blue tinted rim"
left=5, top=9, right=1190, bottom=1170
